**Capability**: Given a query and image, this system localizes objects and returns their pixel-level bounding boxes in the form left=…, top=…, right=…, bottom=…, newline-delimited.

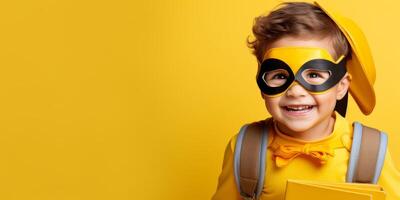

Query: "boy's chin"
left=286, top=124, right=314, bottom=133
left=279, top=120, right=316, bottom=133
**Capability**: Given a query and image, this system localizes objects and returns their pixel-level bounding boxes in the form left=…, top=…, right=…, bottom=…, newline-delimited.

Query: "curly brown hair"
left=247, top=2, right=350, bottom=64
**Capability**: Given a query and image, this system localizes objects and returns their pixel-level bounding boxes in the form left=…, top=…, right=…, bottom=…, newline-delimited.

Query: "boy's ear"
left=261, top=91, right=265, bottom=99
left=336, top=73, right=352, bottom=100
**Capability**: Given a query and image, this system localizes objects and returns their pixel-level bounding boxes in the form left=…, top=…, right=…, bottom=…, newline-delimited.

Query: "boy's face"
left=261, top=36, right=350, bottom=136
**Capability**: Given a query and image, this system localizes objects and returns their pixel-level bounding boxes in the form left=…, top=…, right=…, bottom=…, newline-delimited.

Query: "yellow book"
left=284, top=179, right=386, bottom=200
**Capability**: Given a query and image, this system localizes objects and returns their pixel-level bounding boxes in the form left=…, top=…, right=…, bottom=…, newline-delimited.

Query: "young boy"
left=212, top=2, right=400, bottom=200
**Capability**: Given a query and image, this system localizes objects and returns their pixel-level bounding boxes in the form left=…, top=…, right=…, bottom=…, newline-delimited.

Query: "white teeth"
left=285, top=105, right=313, bottom=111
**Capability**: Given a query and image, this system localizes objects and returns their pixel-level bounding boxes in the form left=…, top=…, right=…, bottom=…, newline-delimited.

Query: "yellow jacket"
left=212, top=113, right=400, bottom=200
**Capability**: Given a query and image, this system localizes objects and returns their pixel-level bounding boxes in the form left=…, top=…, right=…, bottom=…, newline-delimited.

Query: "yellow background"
left=0, top=0, right=398, bottom=199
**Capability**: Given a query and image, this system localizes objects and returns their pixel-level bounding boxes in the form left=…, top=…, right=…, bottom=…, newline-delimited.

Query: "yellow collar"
left=268, top=112, right=351, bottom=167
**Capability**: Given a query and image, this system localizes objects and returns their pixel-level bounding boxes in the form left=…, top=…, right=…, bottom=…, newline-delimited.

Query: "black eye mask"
left=256, top=57, right=347, bottom=96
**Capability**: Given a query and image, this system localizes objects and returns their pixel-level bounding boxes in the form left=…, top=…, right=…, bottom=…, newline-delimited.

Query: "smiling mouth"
left=283, top=105, right=315, bottom=112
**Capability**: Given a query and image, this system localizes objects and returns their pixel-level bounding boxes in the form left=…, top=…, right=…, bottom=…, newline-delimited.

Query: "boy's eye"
left=302, top=69, right=331, bottom=85
left=262, top=69, right=289, bottom=87
left=308, top=73, right=320, bottom=78
left=272, top=73, right=288, bottom=79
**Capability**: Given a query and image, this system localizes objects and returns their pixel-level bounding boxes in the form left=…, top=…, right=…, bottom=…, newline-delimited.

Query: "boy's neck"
left=275, top=115, right=336, bottom=141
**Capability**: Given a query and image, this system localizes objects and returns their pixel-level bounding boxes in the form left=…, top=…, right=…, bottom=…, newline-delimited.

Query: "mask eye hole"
left=301, top=69, right=331, bottom=85
left=262, top=69, right=289, bottom=87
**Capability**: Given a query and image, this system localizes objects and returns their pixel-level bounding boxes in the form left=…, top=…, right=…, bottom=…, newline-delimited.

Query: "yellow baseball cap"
left=314, top=1, right=376, bottom=115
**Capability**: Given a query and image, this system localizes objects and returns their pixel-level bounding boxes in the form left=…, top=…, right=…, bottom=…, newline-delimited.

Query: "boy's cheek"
left=263, top=97, right=280, bottom=113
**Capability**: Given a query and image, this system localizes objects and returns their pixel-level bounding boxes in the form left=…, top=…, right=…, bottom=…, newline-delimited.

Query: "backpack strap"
left=346, top=122, right=388, bottom=184
left=233, top=120, right=269, bottom=200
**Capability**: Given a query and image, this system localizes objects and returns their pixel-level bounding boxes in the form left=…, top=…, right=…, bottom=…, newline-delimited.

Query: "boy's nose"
left=285, top=82, right=308, bottom=97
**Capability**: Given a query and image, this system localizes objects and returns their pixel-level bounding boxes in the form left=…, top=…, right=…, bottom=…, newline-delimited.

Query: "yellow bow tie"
left=272, top=143, right=335, bottom=167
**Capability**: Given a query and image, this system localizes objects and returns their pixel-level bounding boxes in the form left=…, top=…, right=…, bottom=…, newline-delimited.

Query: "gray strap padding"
left=234, top=120, right=269, bottom=200
left=346, top=122, right=388, bottom=184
